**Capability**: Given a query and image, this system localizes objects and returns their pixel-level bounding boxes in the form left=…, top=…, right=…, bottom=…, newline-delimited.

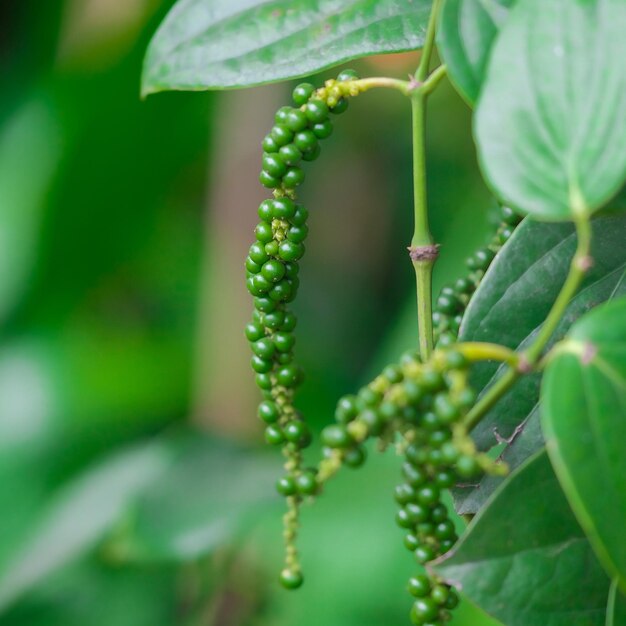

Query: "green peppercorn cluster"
left=434, top=205, right=522, bottom=344
left=246, top=69, right=362, bottom=591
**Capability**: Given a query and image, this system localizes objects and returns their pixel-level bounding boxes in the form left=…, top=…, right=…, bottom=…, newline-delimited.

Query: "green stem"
left=456, top=342, right=520, bottom=367
left=463, top=216, right=592, bottom=431
left=416, top=0, right=443, bottom=82
left=414, top=259, right=434, bottom=358
left=354, top=77, right=412, bottom=96
left=420, top=65, right=447, bottom=95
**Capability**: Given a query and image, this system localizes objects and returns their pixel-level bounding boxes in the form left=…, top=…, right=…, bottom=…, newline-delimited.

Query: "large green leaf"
left=435, top=451, right=611, bottom=626
left=475, top=0, right=626, bottom=219
left=454, top=214, right=626, bottom=514
left=607, top=580, right=626, bottom=626
left=142, top=0, right=432, bottom=94
left=542, top=297, right=626, bottom=591
left=436, top=0, right=514, bottom=105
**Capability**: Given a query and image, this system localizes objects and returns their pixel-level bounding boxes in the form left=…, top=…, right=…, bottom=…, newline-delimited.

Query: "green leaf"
left=455, top=214, right=626, bottom=514
left=436, top=0, right=514, bottom=105
left=475, top=0, right=626, bottom=219
left=434, top=451, right=611, bottom=626
left=142, top=0, right=432, bottom=94
left=108, top=434, right=279, bottom=562
left=607, top=580, right=626, bottom=626
left=542, top=297, right=626, bottom=591
left=0, top=443, right=171, bottom=612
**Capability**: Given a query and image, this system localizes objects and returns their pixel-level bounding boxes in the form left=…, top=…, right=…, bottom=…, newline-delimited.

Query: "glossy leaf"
left=475, top=0, right=626, bottom=219
left=142, top=0, right=432, bottom=94
left=455, top=214, right=626, bottom=514
left=437, top=0, right=514, bottom=105
left=542, top=297, right=626, bottom=591
left=435, top=451, right=611, bottom=626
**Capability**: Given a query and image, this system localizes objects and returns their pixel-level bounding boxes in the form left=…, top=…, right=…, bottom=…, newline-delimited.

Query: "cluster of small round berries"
left=246, top=69, right=363, bottom=590
left=434, top=205, right=522, bottom=344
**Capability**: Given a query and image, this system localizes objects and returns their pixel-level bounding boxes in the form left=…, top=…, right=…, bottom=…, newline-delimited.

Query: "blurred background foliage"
left=0, top=1, right=499, bottom=624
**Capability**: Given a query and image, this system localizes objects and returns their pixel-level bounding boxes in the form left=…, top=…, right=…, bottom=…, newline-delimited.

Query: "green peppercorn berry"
left=258, top=400, right=279, bottom=423
left=254, top=297, right=276, bottom=313
left=420, top=369, right=445, bottom=392
left=305, top=99, right=329, bottom=123
left=251, top=354, right=272, bottom=373
left=331, top=98, right=349, bottom=114
left=293, top=130, right=318, bottom=153
left=257, top=199, right=274, bottom=222
left=277, top=363, right=300, bottom=387
left=445, top=588, right=459, bottom=609
left=270, top=124, right=294, bottom=146
left=259, top=170, right=280, bottom=188
left=435, top=294, right=460, bottom=315
left=321, top=424, right=353, bottom=448
left=407, top=575, right=431, bottom=598
left=276, top=351, right=294, bottom=365
left=265, top=240, right=279, bottom=256
left=282, top=167, right=305, bottom=189
left=252, top=273, right=271, bottom=293
left=430, top=504, right=448, bottom=524
left=499, top=226, right=515, bottom=243
left=381, top=364, right=403, bottom=384
left=280, top=312, right=297, bottom=331
left=269, top=280, right=293, bottom=302
left=456, top=455, right=481, bottom=479
left=358, top=387, right=383, bottom=406
left=429, top=429, right=450, bottom=448
left=252, top=337, right=275, bottom=359
left=405, top=444, right=425, bottom=467
left=276, top=475, right=297, bottom=496
left=402, top=462, right=427, bottom=488
left=285, top=109, right=308, bottom=132
left=435, top=520, right=456, bottom=541
left=261, top=259, right=286, bottom=283
left=428, top=449, right=444, bottom=467
left=279, top=240, right=305, bottom=262
left=343, top=445, right=366, bottom=468
left=255, top=222, right=274, bottom=243
left=405, top=502, right=430, bottom=524
left=262, top=152, right=287, bottom=178
left=283, top=262, right=299, bottom=278
left=455, top=277, right=473, bottom=293
left=414, top=545, right=435, bottom=565
left=279, top=568, right=304, bottom=590
left=262, top=134, right=279, bottom=152
left=416, top=485, right=440, bottom=507
left=255, top=373, right=272, bottom=390
left=455, top=386, right=477, bottom=410
left=284, top=420, right=311, bottom=446
left=290, top=204, right=309, bottom=226
left=263, top=310, right=284, bottom=330
left=275, top=106, right=292, bottom=124
left=296, top=469, right=318, bottom=495
left=404, top=381, right=423, bottom=403
left=337, top=68, right=359, bottom=81
left=474, top=247, right=495, bottom=270
left=265, top=424, right=285, bottom=445
left=394, top=483, right=416, bottom=505
left=287, top=224, right=308, bottom=243
left=421, top=411, right=440, bottom=431
left=273, top=331, right=295, bottom=353
left=272, top=197, right=295, bottom=220
left=434, top=470, right=455, bottom=489
left=302, top=143, right=321, bottom=162
left=335, top=395, right=358, bottom=423
left=311, top=119, right=333, bottom=139
left=440, top=441, right=460, bottom=465
left=433, top=394, right=460, bottom=424
left=359, top=408, right=384, bottom=435
left=395, top=509, right=414, bottom=529
left=279, top=143, right=302, bottom=165
left=404, top=533, right=419, bottom=551
left=411, top=597, right=439, bottom=624
left=431, top=584, right=450, bottom=606
left=379, top=401, right=397, bottom=421
left=245, top=322, right=264, bottom=342
left=249, top=242, right=269, bottom=265
left=501, top=205, right=520, bottom=225
left=292, top=82, right=315, bottom=106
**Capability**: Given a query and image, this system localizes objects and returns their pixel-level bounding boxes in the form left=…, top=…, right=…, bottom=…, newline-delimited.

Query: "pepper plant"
left=143, top=0, right=626, bottom=624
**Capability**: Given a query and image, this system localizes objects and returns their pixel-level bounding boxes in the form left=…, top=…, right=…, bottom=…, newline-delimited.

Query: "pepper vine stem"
left=463, top=215, right=593, bottom=430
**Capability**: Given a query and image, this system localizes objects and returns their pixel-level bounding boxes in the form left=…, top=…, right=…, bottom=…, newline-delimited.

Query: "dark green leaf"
left=607, top=580, right=626, bottom=626
left=437, top=0, right=514, bottom=105
left=435, top=451, right=611, bottom=626
left=109, top=434, right=279, bottom=562
left=542, top=297, right=626, bottom=590
left=142, top=0, right=432, bottom=94
left=455, top=214, right=626, bottom=514
left=475, top=0, right=626, bottom=219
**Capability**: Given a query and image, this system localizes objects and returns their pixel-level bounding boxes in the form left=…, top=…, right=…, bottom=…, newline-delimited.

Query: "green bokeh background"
left=0, top=1, right=500, bottom=624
